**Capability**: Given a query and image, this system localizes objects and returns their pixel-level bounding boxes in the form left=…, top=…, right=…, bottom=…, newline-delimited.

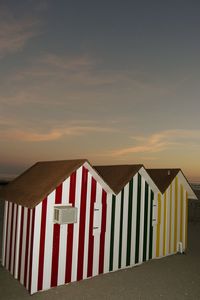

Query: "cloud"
left=10, top=52, right=147, bottom=88
left=40, top=53, right=95, bottom=71
left=0, top=8, right=41, bottom=58
left=0, top=124, right=117, bottom=142
left=112, top=129, right=200, bottom=156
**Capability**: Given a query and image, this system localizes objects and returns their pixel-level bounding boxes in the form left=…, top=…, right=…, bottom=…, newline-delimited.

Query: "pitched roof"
left=146, top=169, right=180, bottom=193
left=0, top=159, right=87, bottom=208
left=94, top=164, right=143, bottom=194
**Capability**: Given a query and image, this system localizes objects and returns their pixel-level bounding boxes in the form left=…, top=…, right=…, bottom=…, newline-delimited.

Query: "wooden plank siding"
left=153, top=176, right=188, bottom=258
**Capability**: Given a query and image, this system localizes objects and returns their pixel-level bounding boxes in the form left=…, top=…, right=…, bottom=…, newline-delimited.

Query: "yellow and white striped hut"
left=146, top=169, right=197, bottom=259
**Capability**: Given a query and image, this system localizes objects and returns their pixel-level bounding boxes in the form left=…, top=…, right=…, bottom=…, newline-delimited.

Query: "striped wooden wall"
left=2, top=201, right=35, bottom=292
left=154, top=176, right=188, bottom=258
left=103, top=173, right=155, bottom=273
left=30, top=165, right=108, bottom=294
left=2, top=165, right=108, bottom=294
left=2, top=167, right=157, bottom=294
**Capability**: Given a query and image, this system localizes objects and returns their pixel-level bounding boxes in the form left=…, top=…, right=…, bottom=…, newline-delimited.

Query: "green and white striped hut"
left=94, top=164, right=159, bottom=273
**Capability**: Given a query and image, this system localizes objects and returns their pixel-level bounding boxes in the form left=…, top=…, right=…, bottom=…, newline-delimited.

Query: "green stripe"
left=143, top=182, right=149, bottom=262
left=135, top=173, right=141, bottom=264
left=148, top=190, right=154, bottom=259
left=109, top=195, right=116, bottom=271
left=126, top=178, right=134, bottom=266
left=118, top=189, right=124, bottom=269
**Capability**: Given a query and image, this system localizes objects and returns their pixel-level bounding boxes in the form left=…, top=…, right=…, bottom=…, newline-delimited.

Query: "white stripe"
left=57, top=177, right=70, bottom=286
left=83, top=173, right=92, bottom=279
left=10, top=204, right=17, bottom=275
left=30, top=203, right=42, bottom=294
left=20, top=207, right=28, bottom=284
left=159, top=194, right=164, bottom=257
left=177, top=180, right=181, bottom=245
left=139, top=178, right=145, bottom=263
left=182, top=190, right=186, bottom=250
left=166, top=188, right=170, bottom=255
left=152, top=193, right=157, bottom=259
left=146, top=186, right=151, bottom=260
left=130, top=175, right=138, bottom=265
left=171, top=181, right=175, bottom=253
left=103, top=193, right=112, bottom=273
left=92, top=183, right=102, bottom=276
left=71, top=167, right=83, bottom=282
left=121, top=184, right=129, bottom=268
left=26, top=210, right=32, bottom=289
left=5, top=202, right=12, bottom=269
left=14, top=205, right=21, bottom=279
left=43, top=191, right=56, bottom=290
left=113, top=192, right=121, bottom=271
left=2, top=201, right=8, bottom=266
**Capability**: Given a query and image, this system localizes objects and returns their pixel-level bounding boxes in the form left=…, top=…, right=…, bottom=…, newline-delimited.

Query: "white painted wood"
left=71, top=167, right=82, bottom=282
left=20, top=207, right=28, bottom=284
left=113, top=192, right=121, bottom=271
left=130, top=175, right=138, bottom=265
left=139, top=177, right=145, bottom=263
left=43, top=191, right=56, bottom=290
left=92, top=183, right=102, bottom=276
left=2, top=201, right=8, bottom=266
left=14, top=205, right=21, bottom=279
left=83, top=173, right=92, bottom=279
left=121, top=184, right=129, bottom=268
left=10, top=204, right=17, bottom=275
left=30, top=203, right=42, bottom=294
left=57, top=177, right=70, bottom=286
left=103, top=193, right=112, bottom=273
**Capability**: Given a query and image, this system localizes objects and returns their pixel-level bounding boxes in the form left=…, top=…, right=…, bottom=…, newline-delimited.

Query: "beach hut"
left=0, top=159, right=114, bottom=294
left=94, top=164, right=160, bottom=273
left=146, top=169, right=197, bottom=259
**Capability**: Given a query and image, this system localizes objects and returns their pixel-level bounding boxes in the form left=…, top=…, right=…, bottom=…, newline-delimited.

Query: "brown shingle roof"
left=0, top=159, right=87, bottom=208
left=94, top=164, right=143, bottom=194
left=146, top=169, right=180, bottom=193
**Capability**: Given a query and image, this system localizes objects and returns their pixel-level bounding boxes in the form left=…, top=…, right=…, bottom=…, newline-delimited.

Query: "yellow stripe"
left=185, top=192, right=188, bottom=249
left=169, top=184, right=172, bottom=253
left=180, top=185, right=183, bottom=242
left=156, top=193, right=161, bottom=257
left=174, top=177, right=178, bottom=252
left=163, top=191, right=167, bottom=256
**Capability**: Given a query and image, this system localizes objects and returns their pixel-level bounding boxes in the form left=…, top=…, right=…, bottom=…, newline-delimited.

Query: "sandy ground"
left=0, top=222, right=199, bottom=300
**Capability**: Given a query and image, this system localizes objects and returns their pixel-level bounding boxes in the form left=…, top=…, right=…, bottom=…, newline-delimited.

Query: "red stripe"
left=38, top=198, right=47, bottom=291
left=51, top=183, right=63, bottom=287
left=87, top=177, right=96, bottom=277
left=18, top=207, right=24, bottom=280
left=8, top=203, right=14, bottom=272
left=28, top=208, right=35, bottom=293
left=99, top=190, right=107, bottom=274
left=4, top=202, right=10, bottom=268
left=24, top=209, right=31, bottom=286
left=77, top=167, right=88, bottom=281
left=65, top=171, right=76, bottom=283
left=12, top=205, right=19, bottom=276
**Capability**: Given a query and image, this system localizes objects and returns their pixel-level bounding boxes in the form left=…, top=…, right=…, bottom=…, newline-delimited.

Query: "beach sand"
left=0, top=222, right=200, bottom=300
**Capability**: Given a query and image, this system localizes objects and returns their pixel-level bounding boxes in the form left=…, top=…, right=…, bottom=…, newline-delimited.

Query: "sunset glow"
left=1, top=1, right=200, bottom=182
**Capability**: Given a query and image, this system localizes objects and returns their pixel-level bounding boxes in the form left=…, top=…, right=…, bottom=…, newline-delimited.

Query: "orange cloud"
left=0, top=125, right=117, bottom=142
left=112, top=129, right=200, bottom=156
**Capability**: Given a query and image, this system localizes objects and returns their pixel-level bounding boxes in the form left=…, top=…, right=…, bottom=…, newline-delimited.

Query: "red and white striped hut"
left=94, top=165, right=160, bottom=274
left=0, top=159, right=114, bottom=294
left=146, top=169, right=197, bottom=259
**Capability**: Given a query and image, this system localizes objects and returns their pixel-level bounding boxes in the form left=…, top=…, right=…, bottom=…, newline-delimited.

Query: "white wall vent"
left=54, top=206, right=77, bottom=224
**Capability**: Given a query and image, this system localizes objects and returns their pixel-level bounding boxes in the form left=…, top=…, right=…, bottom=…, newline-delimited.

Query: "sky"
left=0, top=0, right=200, bottom=182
